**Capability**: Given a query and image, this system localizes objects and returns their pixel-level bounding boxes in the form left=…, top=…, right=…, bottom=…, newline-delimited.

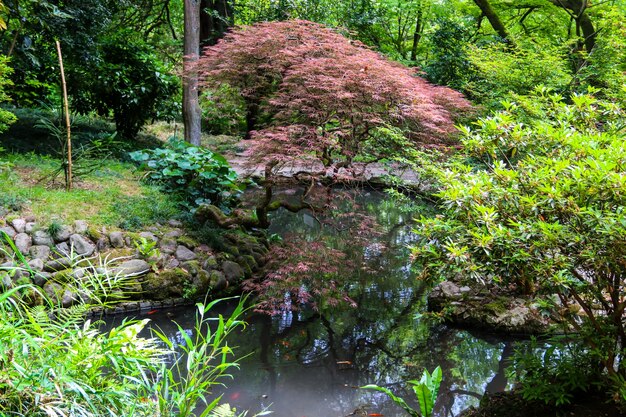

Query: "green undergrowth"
left=0, top=152, right=181, bottom=229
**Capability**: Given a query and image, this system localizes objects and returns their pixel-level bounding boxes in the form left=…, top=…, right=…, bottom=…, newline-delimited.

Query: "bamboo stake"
left=55, top=39, right=72, bottom=191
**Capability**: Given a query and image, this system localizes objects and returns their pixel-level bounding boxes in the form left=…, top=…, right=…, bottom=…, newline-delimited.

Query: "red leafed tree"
left=195, top=20, right=471, bottom=228
left=198, top=20, right=469, bottom=157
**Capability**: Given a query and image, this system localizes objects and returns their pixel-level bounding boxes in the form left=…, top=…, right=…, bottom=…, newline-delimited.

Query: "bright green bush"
left=0, top=55, right=17, bottom=133
left=0, top=233, right=251, bottom=417
left=464, top=43, right=571, bottom=107
left=411, top=89, right=626, bottom=394
left=130, top=138, right=241, bottom=209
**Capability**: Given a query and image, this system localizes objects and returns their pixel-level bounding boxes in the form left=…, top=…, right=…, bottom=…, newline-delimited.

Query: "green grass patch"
left=0, top=153, right=181, bottom=229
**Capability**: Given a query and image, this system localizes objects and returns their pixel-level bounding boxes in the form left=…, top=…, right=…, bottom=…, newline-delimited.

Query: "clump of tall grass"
left=0, top=232, right=258, bottom=417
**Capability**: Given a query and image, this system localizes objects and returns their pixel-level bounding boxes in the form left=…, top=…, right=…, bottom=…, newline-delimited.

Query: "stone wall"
left=0, top=215, right=268, bottom=314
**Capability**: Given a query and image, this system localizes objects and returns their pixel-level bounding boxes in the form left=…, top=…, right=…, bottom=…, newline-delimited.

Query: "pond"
left=114, top=188, right=520, bottom=417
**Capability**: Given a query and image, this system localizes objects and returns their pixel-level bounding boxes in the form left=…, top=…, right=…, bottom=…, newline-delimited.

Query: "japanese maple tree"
left=199, top=20, right=470, bottom=163
left=196, top=20, right=471, bottom=227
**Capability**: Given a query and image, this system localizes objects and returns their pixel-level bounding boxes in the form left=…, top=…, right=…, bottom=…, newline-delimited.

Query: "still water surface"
left=121, top=190, right=518, bottom=417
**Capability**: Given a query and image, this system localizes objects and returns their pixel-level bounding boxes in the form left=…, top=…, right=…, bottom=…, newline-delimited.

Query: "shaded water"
left=126, top=190, right=518, bottom=417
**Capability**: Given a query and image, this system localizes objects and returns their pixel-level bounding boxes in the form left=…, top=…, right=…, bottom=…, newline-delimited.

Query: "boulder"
left=139, top=231, right=158, bottom=243
left=24, top=222, right=36, bottom=233
left=0, top=226, right=17, bottom=239
left=11, top=218, right=26, bottom=233
left=14, top=233, right=32, bottom=254
left=53, top=225, right=73, bottom=243
left=115, top=259, right=151, bottom=277
left=428, top=280, right=550, bottom=334
left=32, top=230, right=54, bottom=247
left=109, top=231, right=125, bottom=248
left=74, top=220, right=88, bottom=234
left=222, top=260, right=244, bottom=284
left=29, top=245, right=51, bottom=260
left=175, top=245, right=197, bottom=261
left=141, top=268, right=191, bottom=300
left=28, top=258, right=44, bottom=272
left=69, top=234, right=96, bottom=257
left=159, top=238, right=177, bottom=254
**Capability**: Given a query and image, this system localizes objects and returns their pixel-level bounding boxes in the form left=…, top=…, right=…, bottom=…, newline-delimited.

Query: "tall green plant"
left=151, top=298, right=251, bottom=417
left=362, top=366, right=443, bottom=417
left=0, top=233, right=257, bottom=417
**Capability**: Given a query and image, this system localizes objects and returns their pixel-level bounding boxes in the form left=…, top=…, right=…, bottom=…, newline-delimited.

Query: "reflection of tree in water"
left=138, top=190, right=521, bottom=416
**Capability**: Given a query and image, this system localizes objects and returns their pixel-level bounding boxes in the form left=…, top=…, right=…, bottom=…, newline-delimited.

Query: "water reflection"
left=121, top=190, right=521, bottom=416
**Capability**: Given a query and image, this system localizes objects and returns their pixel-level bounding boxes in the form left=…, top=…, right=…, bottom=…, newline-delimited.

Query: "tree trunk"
left=200, top=0, right=233, bottom=47
left=548, top=0, right=596, bottom=53
left=55, top=40, right=72, bottom=192
left=183, top=0, right=202, bottom=146
left=410, top=6, right=423, bottom=61
left=472, top=0, right=513, bottom=44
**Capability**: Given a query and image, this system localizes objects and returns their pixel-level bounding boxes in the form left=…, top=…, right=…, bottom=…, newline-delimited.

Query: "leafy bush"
left=71, top=32, right=179, bottom=139
left=464, top=42, right=572, bottom=108
left=130, top=139, right=241, bottom=209
left=0, top=55, right=17, bottom=133
left=411, top=90, right=626, bottom=382
left=0, top=233, right=250, bottom=417
left=510, top=337, right=599, bottom=406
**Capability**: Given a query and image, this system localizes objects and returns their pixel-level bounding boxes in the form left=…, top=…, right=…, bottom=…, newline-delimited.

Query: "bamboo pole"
left=55, top=40, right=72, bottom=191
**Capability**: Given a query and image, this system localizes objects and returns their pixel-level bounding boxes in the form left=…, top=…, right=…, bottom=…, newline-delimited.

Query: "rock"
left=159, top=239, right=177, bottom=254
left=53, top=225, right=72, bottom=243
left=164, top=229, right=182, bottom=238
left=141, top=268, right=191, bottom=300
left=166, top=258, right=180, bottom=269
left=428, top=281, right=550, bottom=334
left=96, top=237, right=109, bottom=251
left=74, top=220, right=88, bottom=234
left=168, top=219, right=183, bottom=227
left=29, top=245, right=51, bottom=260
left=139, top=232, right=158, bottom=243
left=221, top=260, right=244, bottom=284
left=175, top=245, right=197, bottom=261
left=55, top=242, right=70, bottom=257
left=32, top=230, right=54, bottom=247
left=69, top=234, right=96, bottom=257
left=182, top=260, right=201, bottom=276
left=115, top=259, right=151, bottom=276
left=32, top=271, right=50, bottom=287
left=202, top=256, right=218, bottom=271
left=24, top=222, right=36, bottom=233
left=43, top=281, right=76, bottom=307
left=0, top=226, right=17, bottom=239
left=109, top=231, right=125, bottom=248
left=11, top=218, right=26, bottom=233
left=1, top=272, right=12, bottom=289
left=44, top=257, right=72, bottom=272
left=28, top=258, right=44, bottom=272
left=210, top=270, right=228, bottom=290
left=14, top=233, right=32, bottom=254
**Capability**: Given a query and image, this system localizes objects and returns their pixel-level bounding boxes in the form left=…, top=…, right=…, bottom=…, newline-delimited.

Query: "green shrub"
left=464, top=42, right=571, bottom=108
left=411, top=90, right=626, bottom=386
left=0, top=232, right=251, bottom=417
left=0, top=55, right=17, bottom=134
left=130, top=138, right=241, bottom=209
left=510, top=337, right=599, bottom=406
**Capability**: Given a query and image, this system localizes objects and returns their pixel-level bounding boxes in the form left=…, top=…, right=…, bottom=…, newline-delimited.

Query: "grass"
left=0, top=108, right=241, bottom=230
left=0, top=152, right=181, bottom=229
left=142, top=120, right=242, bottom=155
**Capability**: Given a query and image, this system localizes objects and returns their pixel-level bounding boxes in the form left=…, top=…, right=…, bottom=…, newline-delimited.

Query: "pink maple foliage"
left=198, top=20, right=471, bottom=174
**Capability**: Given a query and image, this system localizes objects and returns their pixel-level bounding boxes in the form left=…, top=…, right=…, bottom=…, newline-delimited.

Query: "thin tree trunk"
left=55, top=40, right=72, bottom=192
left=184, top=0, right=202, bottom=146
left=472, top=0, right=513, bottom=45
left=410, top=6, right=423, bottom=61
